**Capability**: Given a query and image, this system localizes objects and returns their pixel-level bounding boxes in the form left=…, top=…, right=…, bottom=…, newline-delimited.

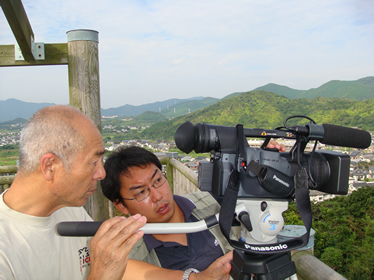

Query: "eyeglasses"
left=122, top=173, right=167, bottom=202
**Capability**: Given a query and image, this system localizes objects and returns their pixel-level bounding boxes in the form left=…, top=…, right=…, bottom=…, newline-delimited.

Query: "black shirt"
left=142, top=195, right=224, bottom=271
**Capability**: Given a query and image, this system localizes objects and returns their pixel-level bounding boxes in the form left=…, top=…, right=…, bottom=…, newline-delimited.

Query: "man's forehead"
left=123, top=164, right=160, bottom=178
left=79, top=134, right=104, bottom=157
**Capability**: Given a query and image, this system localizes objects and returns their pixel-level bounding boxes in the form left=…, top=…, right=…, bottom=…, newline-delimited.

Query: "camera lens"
left=304, top=153, right=330, bottom=189
left=175, top=122, right=221, bottom=153
left=175, top=121, right=197, bottom=153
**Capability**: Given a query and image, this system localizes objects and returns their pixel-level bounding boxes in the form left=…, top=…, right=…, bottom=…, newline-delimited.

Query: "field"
left=0, top=145, right=18, bottom=166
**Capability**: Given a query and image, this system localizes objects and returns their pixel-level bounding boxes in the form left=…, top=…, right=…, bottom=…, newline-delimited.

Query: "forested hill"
left=284, top=186, right=374, bottom=279
left=140, top=90, right=374, bottom=140
left=226, top=76, right=374, bottom=101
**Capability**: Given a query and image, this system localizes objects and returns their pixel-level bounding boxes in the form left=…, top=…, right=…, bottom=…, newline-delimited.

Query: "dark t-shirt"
left=142, top=195, right=224, bottom=271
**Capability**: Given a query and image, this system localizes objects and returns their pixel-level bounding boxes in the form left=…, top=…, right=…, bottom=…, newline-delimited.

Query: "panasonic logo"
left=273, top=175, right=290, bottom=188
left=244, top=244, right=288, bottom=251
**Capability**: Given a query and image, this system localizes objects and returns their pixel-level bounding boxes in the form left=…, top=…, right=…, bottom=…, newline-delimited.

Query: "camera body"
left=175, top=122, right=350, bottom=199
left=199, top=149, right=350, bottom=198
left=174, top=119, right=361, bottom=278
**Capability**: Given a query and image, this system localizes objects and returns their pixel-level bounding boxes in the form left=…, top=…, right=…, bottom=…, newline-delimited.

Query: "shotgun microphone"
left=291, top=123, right=371, bottom=149
left=320, top=124, right=371, bottom=149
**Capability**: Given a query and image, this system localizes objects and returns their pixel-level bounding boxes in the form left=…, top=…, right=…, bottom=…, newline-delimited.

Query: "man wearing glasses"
left=101, top=143, right=284, bottom=279
left=101, top=146, right=233, bottom=279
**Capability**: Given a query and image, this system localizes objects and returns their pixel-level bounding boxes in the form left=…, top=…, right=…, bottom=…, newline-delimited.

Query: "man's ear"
left=114, top=200, right=130, bottom=215
left=40, top=153, right=60, bottom=181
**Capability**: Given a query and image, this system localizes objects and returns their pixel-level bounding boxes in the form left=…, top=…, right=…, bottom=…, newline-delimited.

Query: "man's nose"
left=94, top=162, right=106, bottom=180
left=149, top=185, right=162, bottom=201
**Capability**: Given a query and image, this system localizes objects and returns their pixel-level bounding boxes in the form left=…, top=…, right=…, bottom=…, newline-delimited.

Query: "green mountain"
left=250, top=76, right=374, bottom=100
left=0, top=118, right=28, bottom=126
left=134, top=111, right=168, bottom=123
left=101, top=97, right=206, bottom=117
left=140, top=90, right=374, bottom=140
left=102, top=111, right=167, bottom=128
left=160, top=97, right=219, bottom=118
left=250, top=84, right=304, bottom=99
left=0, top=99, right=54, bottom=123
left=300, top=77, right=374, bottom=100
left=2, top=77, right=373, bottom=123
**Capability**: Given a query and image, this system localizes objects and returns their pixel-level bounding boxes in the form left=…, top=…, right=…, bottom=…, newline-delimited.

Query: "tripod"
left=226, top=199, right=298, bottom=280
left=230, top=249, right=297, bottom=280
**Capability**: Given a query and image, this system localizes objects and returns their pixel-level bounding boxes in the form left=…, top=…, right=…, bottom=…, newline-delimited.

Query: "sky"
left=0, top=0, right=373, bottom=109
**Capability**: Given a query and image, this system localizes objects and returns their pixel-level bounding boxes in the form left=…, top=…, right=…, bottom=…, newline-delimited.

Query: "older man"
left=0, top=105, right=232, bottom=280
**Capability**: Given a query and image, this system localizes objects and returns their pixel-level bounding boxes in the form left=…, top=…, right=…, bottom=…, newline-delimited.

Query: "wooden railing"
left=0, top=165, right=17, bottom=192
left=162, top=158, right=199, bottom=195
left=0, top=161, right=347, bottom=279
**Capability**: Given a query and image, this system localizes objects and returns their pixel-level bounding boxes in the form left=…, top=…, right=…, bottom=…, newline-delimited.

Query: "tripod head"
left=235, top=199, right=288, bottom=245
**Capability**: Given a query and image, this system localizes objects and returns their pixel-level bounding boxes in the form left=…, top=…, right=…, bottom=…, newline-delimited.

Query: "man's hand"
left=190, top=251, right=233, bottom=280
left=267, top=139, right=286, bottom=152
left=122, top=250, right=233, bottom=280
left=87, top=214, right=147, bottom=280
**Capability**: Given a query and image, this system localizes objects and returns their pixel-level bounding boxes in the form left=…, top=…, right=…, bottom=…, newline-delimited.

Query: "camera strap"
left=218, top=125, right=313, bottom=254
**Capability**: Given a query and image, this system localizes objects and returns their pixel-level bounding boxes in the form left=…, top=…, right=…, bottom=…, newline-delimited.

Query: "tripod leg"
left=231, top=249, right=297, bottom=280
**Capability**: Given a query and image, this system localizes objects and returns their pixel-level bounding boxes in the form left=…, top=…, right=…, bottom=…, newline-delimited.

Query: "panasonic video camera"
left=175, top=116, right=371, bottom=199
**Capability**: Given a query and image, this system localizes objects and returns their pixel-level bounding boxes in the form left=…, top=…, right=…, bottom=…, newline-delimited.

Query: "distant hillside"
left=160, top=97, right=219, bottom=118
left=0, top=99, right=54, bottom=123
left=225, top=76, right=374, bottom=101
left=250, top=84, right=304, bottom=99
left=102, top=111, right=168, bottom=131
left=251, top=76, right=374, bottom=100
left=140, top=90, right=374, bottom=140
left=134, top=111, right=168, bottom=123
left=101, top=97, right=206, bottom=117
left=299, top=77, right=374, bottom=100
left=0, top=118, right=28, bottom=126
left=1, top=77, right=373, bottom=123
left=0, top=97, right=208, bottom=123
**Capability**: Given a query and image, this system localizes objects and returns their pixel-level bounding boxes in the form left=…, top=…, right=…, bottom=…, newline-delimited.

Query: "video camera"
left=175, top=115, right=371, bottom=279
left=174, top=115, right=369, bottom=199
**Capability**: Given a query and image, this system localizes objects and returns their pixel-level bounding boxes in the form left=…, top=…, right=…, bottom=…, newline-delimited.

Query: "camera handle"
left=56, top=203, right=246, bottom=237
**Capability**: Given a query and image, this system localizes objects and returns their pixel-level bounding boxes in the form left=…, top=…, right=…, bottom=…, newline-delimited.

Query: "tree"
left=283, top=187, right=374, bottom=279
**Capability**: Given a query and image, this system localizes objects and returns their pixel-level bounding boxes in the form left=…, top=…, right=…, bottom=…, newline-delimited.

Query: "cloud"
left=1, top=0, right=373, bottom=108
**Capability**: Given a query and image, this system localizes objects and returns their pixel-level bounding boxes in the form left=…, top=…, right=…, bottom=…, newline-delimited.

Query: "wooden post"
left=67, top=29, right=106, bottom=221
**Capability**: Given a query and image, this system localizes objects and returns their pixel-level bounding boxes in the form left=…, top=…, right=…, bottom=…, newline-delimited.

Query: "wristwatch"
left=182, top=268, right=200, bottom=280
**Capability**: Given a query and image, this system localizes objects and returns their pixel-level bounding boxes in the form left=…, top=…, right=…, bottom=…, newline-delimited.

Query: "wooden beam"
left=0, top=166, right=18, bottom=173
left=292, top=251, right=347, bottom=279
left=0, top=43, right=68, bottom=66
left=67, top=30, right=105, bottom=221
left=0, top=175, right=15, bottom=185
left=0, top=0, right=35, bottom=61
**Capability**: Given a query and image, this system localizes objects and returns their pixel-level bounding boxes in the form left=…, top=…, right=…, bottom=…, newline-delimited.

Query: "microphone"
left=320, top=124, right=371, bottom=149
left=292, top=123, right=372, bottom=149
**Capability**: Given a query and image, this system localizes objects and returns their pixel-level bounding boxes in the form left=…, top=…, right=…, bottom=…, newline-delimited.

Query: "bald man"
left=0, top=105, right=232, bottom=280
